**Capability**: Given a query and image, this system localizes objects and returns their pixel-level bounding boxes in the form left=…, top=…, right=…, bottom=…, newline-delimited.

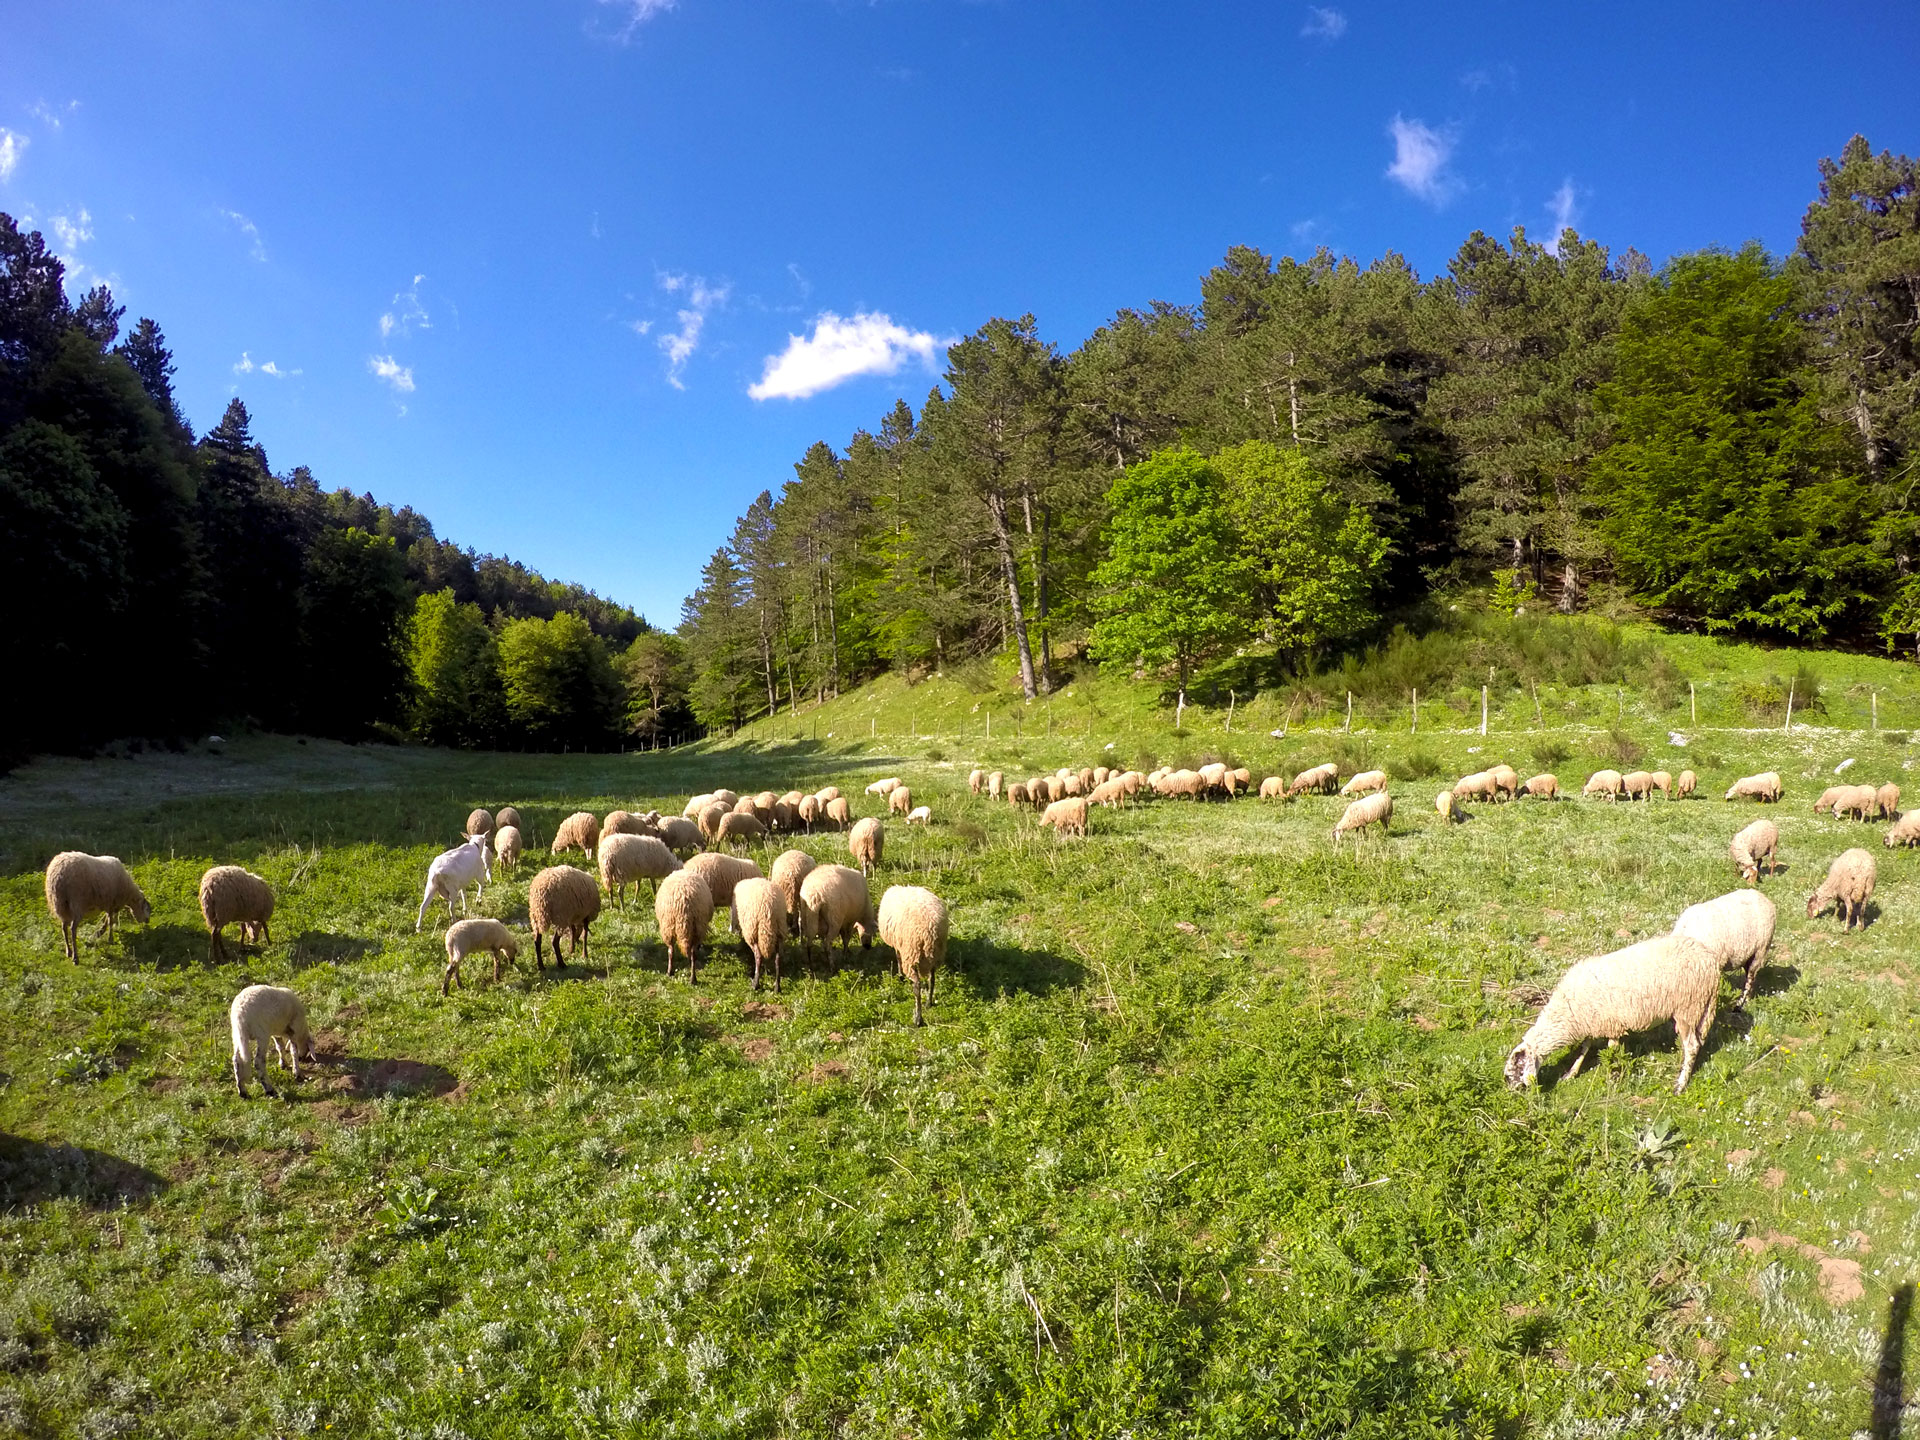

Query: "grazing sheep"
left=969, top=768, right=985, bottom=795
left=1435, top=789, right=1462, bottom=823
left=442, top=917, right=520, bottom=995
left=799, top=864, right=876, bottom=963
left=850, top=816, right=885, bottom=876
left=1725, top=771, right=1782, bottom=803
left=1520, top=774, right=1560, bottom=800
left=1119, top=771, right=1145, bottom=798
left=198, top=865, right=274, bottom=963
left=814, top=786, right=841, bottom=803
left=1078, top=767, right=1097, bottom=791
left=906, top=805, right=932, bottom=825
left=889, top=785, right=914, bottom=818
left=1729, top=819, right=1780, bottom=885
left=1885, top=810, right=1920, bottom=848
left=1818, top=784, right=1855, bottom=814
left=495, top=805, right=523, bottom=834
left=1488, top=764, right=1520, bottom=802
left=1043, top=776, right=1066, bottom=803
left=529, top=865, right=601, bottom=969
left=866, top=777, right=902, bottom=796
left=652, top=816, right=703, bottom=856
left=1675, top=770, right=1697, bottom=799
left=698, top=802, right=731, bottom=843
left=683, top=793, right=717, bottom=819
left=1039, top=796, right=1089, bottom=839
left=878, top=885, right=949, bottom=1027
left=711, top=789, right=740, bottom=807
left=1062, top=773, right=1086, bottom=798
left=1504, top=935, right=1721, bottom=1095
left=769, top=801, right=798, bottom=833
left=797, top=795, right=822, bottom=831
left=1230, top=767, right=1253, bottom=796
left=1258, top=776, right=1285, bottom=800
left=732, top=794, right=762, bottom=819
left=551, top=810, right=601, bottom=858
left=753, top=790, right=778, bottom=816
left=716, top=812, right=767, bottom=847
left=493, top=824, right=523, bottom=874
left=824, top=797, right=852, bottom=830
left=987, top=771, right=1004, bottom=801
left=1877, top=782, right=1901, bottom=819
left=732, top=877, right=789, bottom=992
left=770, top=849, right=817, bottom=931
left=1006, top=781, right=1030, bottom=806
left=1583, top=770, right=1624, bottom=801
left=1161, top=769, right=1206, bottom=800
left=1807, top=848, right=1876, bottom=930
left=1288, top=763, right=1339, bottom=797
left=1649, top=770, right=1674, bottom=799
left=229, top=984, right=314, bottom=1099
left=1622, top=770, right=1655, bottom=802
left=1331, top=791, right=1392, bottom=844
left=1340, top=769, right=1388, bottom=797
left=684, top=853, right=764, bottom=933
left=1672, top=888, right=1776, bottom=1009
left=654, top=870, right=714, bottom=981
left=780, top=790, right=805, bottom=808
left=599, top=833, right=682, bottom=908
left=44, top=853, right=151, bottom=963
left=1833, top=784, right=1879, bottom=822
left=465, top=808, right=494, bottom=838
left=415, top=835, right=493, bottom=931
left=1089, top=779, right=1127, bottom=807
left=603, top=810, right=650, bottom=839
left=1452, top=771, right=1499, bottom=804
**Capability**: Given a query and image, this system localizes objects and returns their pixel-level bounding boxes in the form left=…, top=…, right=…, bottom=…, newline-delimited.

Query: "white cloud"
left=0, top=129, right=26, bottom=181
left=368, top=354, right=416, bottom=393
left=1301, top=7, right=1347, bottom=40
left=28, top=100, right=78, bottom=130
left=627, top=318, right=653, bottom=335
left=1545, top=179, right=1582, bottom=252
left=379, top=275, right=430, bottom=338
left=234, top=352, right=299, bottom=378
left=220, top=208, right=266, bottom=262
left=749, top=311, right=950, bottom=402
left=594, top=0, right=675, bottom=41
left=654, top=273, right=727, bottom=389
left=1385, top=115, right=1461, bottom=207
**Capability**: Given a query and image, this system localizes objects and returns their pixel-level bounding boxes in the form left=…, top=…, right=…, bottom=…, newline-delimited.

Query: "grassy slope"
left=0, top=694, right=1916, bottom=1435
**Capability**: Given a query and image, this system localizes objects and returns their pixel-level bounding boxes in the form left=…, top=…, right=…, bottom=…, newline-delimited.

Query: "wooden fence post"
left=1531, top=680, right=1542, bottom=728
left=1226, top=691, right=1235, bottom=734
left=1480, top=685, right=1488, bottom=737
left=1690, top=683, right=1697, bottom=727
left=1346, top=691, right=1353, bottom=733
left=1412, top=688, right=1418, bottom=733
left=1784, top=683, right=1794, bottom=733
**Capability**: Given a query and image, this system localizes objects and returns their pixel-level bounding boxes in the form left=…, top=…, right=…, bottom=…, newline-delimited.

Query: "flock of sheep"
left=34, top=749, right=1901, bottom=1101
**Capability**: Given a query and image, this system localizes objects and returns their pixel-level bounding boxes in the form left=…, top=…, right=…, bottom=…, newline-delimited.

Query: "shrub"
left=1883, top=731, right=1910, bottom=746
left=1389, top=750, right=1444, bottom=781
left=1530, top=740, right=1572, bottom=769
left=923, top=747, right=945, bottom=762
left=1597, top=729, right=1644, bottom=768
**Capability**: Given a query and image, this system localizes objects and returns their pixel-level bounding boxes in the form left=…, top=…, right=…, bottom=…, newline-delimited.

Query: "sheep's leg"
left=233, top=1045, right=249, bottom=1097
left=772, top=943, right=782, bottom=994
left=750, top=945, right=762, bottom=992
left=688, top=942, right=699, bottom=985
left=442, top=960, right=457, bottom=996
left=911, top=977, right=925, bottom=1027
left=1563, top=1041, right=1593, bottom=1080
left=927, top=967, right=936, bottom=1006
left=1736, top=961, right=1760, bottom=1009
left=254, top=1039, right=277, bottom=1098
left=415, top=886, right=436, bottom=933
left=94, top=913, right=114, bottom=940
left=63, top=920, right=77, bottom=962
left=209, top=927, right=222, bottom=965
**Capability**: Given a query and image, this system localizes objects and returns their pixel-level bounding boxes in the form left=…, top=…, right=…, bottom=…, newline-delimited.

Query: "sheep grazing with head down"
left=1488, top=764, right=1520, bottom=802
left=1062, top=773, right=1086, bottom=798
left=598, top=833, right=682, bottom=909
left=968, top=768, right=984, bottom=796
left=1729, top=818, right=1779, bottom=885
left=1089, top=779, right=1127, bottom=808
left=697, top=802, right=731, bottom=843
left=1435, top=789, right=1462, bottom=824
left=442, top=917, right=520, bottom=995
left=529, top=865, right=601, bottom=970
left=1649, top=770, right=1674, bottom=799
left=654, top=869, right=714, bottom=981
left=199, top=865, right=275, bottom=963
left=1672, top=888, right=1776, bottom=1009
left=716, top=812, right=766, bottom=848
left=465, top=808, right=494, bottom=839
left=684, top=853, right=764, bottom=934
left=732, top=877, right=789, bottom=991
left=866, top=777, right=902, bottom=797
left=44, top=853, right=151, bottom=963
left=1833, top=784, right=1879, bottom=822
left=1725, top=771, right=1782, bottom=804
left=1520, top=774, right=1560, bottom=800
left=824, top=797, right=852, bottom=831
left=1040, top=796, right=1089, bottom=839
left=770, top=849, right=817, bottom=929
left=800, top=863, right=876, bottom=964
left=711, top=789, right=740, bottom=807
left=987, top=771, right=1004, bottom=801
left=796, top=795, right=822, bottom=832
left=1258, top=776, right=1286, bottom=800
left=1006, top=781, right=1030, bottom=806
left=1505, top=934, right=1721, bottom=1095
left=602, top=810, right=650, bottom=840
left=1877, top=782, right=1901, bottom=819
left=495, top=805, right=523, bottom=834
left=1332, top=790, right=1392, bottom=844
left=889, top=786, right=914, bottom=818
left=493, top=825, right=523, bottom=874
left=551, top=810, right=601, bottom=858
left=906, top=805, right=932, bottom=825
left=1621, top=770, right=1655, bottom=802
left=683, top=793, right=717, bottom=819
left=879, top=885, right=949, bottom=1027
left=415, top=835, right=492, bottom=931
left=1289, top=763, right=1339, bottom=797
left=849, top=816, right=885, bottom=876
left=1675, top=770, right=1697, bottom=799
left=1807, top=848, right=1876, bottom=930
left=814, top=786, right=840, bottom=803
left=1452, top=771, right=1498, bottom=804
left=651, top=816, right=702, bottom=856
left=1340, top=769, right=1388, bottom=797
left=229, top=984, right=314, bottom=1099
left=1583, top=770, right=1624, bottom=801
left=1885, top=810, right=1920, bottom=848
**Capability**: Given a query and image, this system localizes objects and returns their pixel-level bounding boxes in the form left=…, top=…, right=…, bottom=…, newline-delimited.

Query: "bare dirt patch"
left=1736, top=1231, right=1865, bottom=1305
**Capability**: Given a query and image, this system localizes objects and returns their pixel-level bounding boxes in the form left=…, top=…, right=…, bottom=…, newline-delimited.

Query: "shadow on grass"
left=288, top=930, right=378, bottom=969
left=0, top=1134, right=167, bottom=1208
left=1872, top=1280, right=1911, bottom=1440
left=309, top=1034, right=457, bottom=1099
left=119, top=923, right=213, bottom=970
left=956, top=937, right=1086, bottom=1000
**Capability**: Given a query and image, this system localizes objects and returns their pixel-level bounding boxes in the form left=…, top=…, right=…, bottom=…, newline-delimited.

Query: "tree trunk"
left=1287, top=355, right=1301, bottom=445
left=1023, top=493, right=1053, bottom=695
left=1558, top=561, right=1579, bottom=614
left=986, top=490, right=1038, bottom=699
left=824, top=548, right=840, bottom=697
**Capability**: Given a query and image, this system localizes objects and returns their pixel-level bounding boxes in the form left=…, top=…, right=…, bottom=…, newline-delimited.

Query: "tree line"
left=0, top=213, right=692, bottom=762
left=679, top=134, right=1920, bottom=730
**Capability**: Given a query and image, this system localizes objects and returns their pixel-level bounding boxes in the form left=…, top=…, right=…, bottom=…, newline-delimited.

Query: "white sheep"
left=415, top=835, right=492, bottom=931
left=1434, top=788, right=1461, bottom=823
left=44, top=852, right=151, bottom=962
left=1488, top=764, right=1520, bottom=802
left=1452, top=771, right=1498, bottom=803
left=906, top=805, right=932, bottom=825
left=849, top=816, right=885, bottom=876
left=1582, top=769, right=1624, bottom=801
left=1675, top=770, right=1697, bottom=799
left=1331, top=790, right=1392, bottom=844
left=229, top=984, right=314, bottom=1099
left=443, top=917, right=519, bottom=994
left=1621, top=770, right=1655, bottom=802
left=493, top=824, right=523, bottom=874
left=987, top=771, right=1004, bottom=800
left=1340, top=769, right=1387, bottom=797
left=878, top=885, right=949, bottom=1027
left=1504, top=935, right=1721, bottom=1094
left=1039, top=796, right=1089, bottom=838
left=1649, top=770, right=1674, bottom=799
left=529, top=865, right=601, bottom=968
left=551, top=810, right=602, bottom=857
left=198, top=865, right=275, bottom=963
left=732, top=877, right=789, bottom=992
left=1725, top=771, right=1782, bottom=803
left=1877, top=782, right=1901, bottom=819
left=684, top=853, right=764, bottom=933
left=1729, top=818, right=1780, bottom=885
left=598, top=833, right=682, bottom=908
left=968, top=768, right=984, bottom=795
left=799, top=863, right=875, bottom=964
left=1884, top=810, right=1920, bottom=848
left=1520, top=774, right=1560, bottom=800
left=1807, top=848, right=1875, bottom=930
left=655, top=869, right=714, bottom=981
left=866, top=777, right=902, bottom=796
left=1672, top=888, right=1776, bottom=1008
left=769, top=849, right=817, bottom=934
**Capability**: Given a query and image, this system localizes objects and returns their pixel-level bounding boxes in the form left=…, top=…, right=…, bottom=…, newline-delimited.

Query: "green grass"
left=2, top=724, right=1917, bottom=1437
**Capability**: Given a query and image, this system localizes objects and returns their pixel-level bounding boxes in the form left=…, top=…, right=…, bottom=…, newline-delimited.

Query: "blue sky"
left=4, top=1, right=1914, bottom=628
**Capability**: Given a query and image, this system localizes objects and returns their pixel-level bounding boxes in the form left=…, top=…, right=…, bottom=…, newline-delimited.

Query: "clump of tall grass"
left=1596, top=729, right=1645, bottom=768
left=1317, top=610, right=1682, bottom=703
left=1389, top=750, right=1444, bottom=781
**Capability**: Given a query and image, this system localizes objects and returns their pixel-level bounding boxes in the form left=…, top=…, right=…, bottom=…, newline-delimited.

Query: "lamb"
left=1582, top=770, right=1624, bottom=801
left=1675, top=770, right=1697, bottom=799
left=1331, top=790, right=1392, bottom=844
left=968, top=768, right=985, bottom=795
left=987, top=771, right=1004, bottom=801
left=732, top=877, right=790, bottom=992
left=442, top=917, right=520, bottom=995
left=799, top=863, right=876, bottom=963
left=1488, top=764, right=1520, bottom=802
left=1672, top=888, right=1776, bottom=1009
left=495, top=805, right=523, bottom=834
left=529, top=865, right=602, bottom=969
left=850, top=816, right=885, bottom=876
left=889, top=785, right=914, bottom=818
left=769, top=849, right=817, bottom=930
left=654, top=869, right=714, bottom=981
left=655, top=816, right=704, bottom=856
left=1520, top=774, right=1560, bottom=800
left=1807, top=848, right=1875, bottom=930
left=493, top=824, right=523, bottom=874
left=1288, top=763, right=1339, bottom=797
left=1435, top=789, right=1462, bottom=823
left=1649, top=770, right=1674, bottom=799
left=1877, top=782, right=1901, bottom=819
left=1729, top=818, right=1780, bottom=884
left=415, top=835, right=493, bottom=931
left=1039, top=796, right=1089, bottom=839
left=1340, top=769, right=1388, bottom=796
left=1621, top=770, right=1655, bottom=802
left=229, top=984, right=314, bottom=1099
left=878, top=885, right=949, bottom=1027
left=465, top=808, right=494, bottom=838
left=44, top=852, right=151, bottom=962
left=198, top=865, right=274, bottom=963
left=866, top=777, right=902, bottom=796
left=906, top=805, right=932, bottom=825
left=1504, top=935, right=1721, bottom=1094
left=551, top=810, right=601, bottom=858
left=1885, top=810, right=1920, bottom=848
left=598, top=833, right=682, bottom=908
left=697, top=802, right=731, bottom=843
left=1725, top=771, right=1782, bottom=803
left=1452, top=771, right=1499, bottom=804
left=603, top=809, right=650, bottom=839
left=823, top=797, right=852, bottom=830
left=716, top=812, right=767, bottom=847
left=684, top=853, right=764, bottom=933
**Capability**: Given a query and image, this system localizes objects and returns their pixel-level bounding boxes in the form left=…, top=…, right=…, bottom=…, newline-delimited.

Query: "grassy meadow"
left=1, top=699, right=1918, bottom=1435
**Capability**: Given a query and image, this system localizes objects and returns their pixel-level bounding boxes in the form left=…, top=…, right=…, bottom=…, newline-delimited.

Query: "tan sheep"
left=1833, top=784, right=1879, bottom=822
left=1089, top=779, right=1127, bottom=807
left=987, top=771, right=1004, bottom=800
left=654, top=869, right=714, bottom=981
left=1006, top=781, right=1030, bottom=806
left=495, top=805, right=524, bottom=834
left=780, top=790, right=805, bottom=808
left=442, top=917, right=519, bottom=995
left=1332, top=791, right=1392, bottom=844
left=529, top=865, right=601, bottom=969
left=1725, top=771, right=1782, bottom=803
left=1435, top=789, right=1461, bottom=823
left=1043, top=776, right=1066, bottom=803
left=1729, top=819, right=1780, bottom=884
left=229, top=984, right=314, bottom=1099
left=1621, top=770, right=1655, bottom=802
left=44, top=852, right=151, bottom=962
left=1488, top=764, right=1519, bottom=802
left=879, top=885, right=949, bottom=1027
left=889, top=785, right=914, bottom=818
left=1818, top=784, right=1855, bottom=814
left=1885, top=810, right=1920, bottom=848
left=654, top=816, right=703, bottom=856
left=968, top=768, right=984, bottom=795
left=730, top=877, right=789, bottom=991
left=493, top=824, right=523, bottom=873
left=1340, top=769, right=1388, bottom=797
left=1672, top=889, right=1776, bottom=1009
left=198, top=865, right=274, bottom=963
left=1807, top=848, right=1875, bottom=930
left=711, top=789, right=740, bottom=807
left=1288, top=763, right=1339, bottom=797
left=1675, top=770, right=1697, bottom=799
left=716, top=812, right=767, bottom=847
left=684, top=853, right=764, bottom=933
left=1452, top=771, right=1498, bottom=804
left=1583, top=769, right=1624, bottom=801
left=797, top=795, right=821, bottom=830
left=1078, top=767, right=1096, bottom=791
left=1230, top=767, right=1253, bottom=796
left=1119, top=771, right=1145, bottom=798
left=1649, top=770, right=1674, bottom=799
left=683, top=792, right=717, bottom=818
left=850, top=816, right=885, bottom=876
left=465, top=808, right=494, bottom=838
left=799, top=863, right=876, bottom=963
left=698, top=802, right=731, bottom=843
left=1258, top=776, right=1286, bottom=800
left=1061, top=773, right=1086, bottom=798
left=1520, top=774, right=1560, bottom=800
left=1878, top=782, right=1902, bottom=819
left=551, top=810, right=601, bottom=858
left=768, top=800, right=798, bottom=832
left=600, top=810, right=642, bottom=839
left=814, top=786, right=841, bottom=803
left=732, top=794, right=762, bottom=820
left=599, top=833, right=682, bottom=908
left=823, top=797, right=852, bottom=830
left=770, top=849, right=817, bottom=931
left=866, top=777, right=902, bottom=796
left=1039, top=796, right=1089, bottom=839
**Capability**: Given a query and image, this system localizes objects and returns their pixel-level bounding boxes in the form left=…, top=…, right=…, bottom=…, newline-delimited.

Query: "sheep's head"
left=1805, top=889, right=1829, bottom=920
left=1504, top=1044, right=1539, bottom=1090
left=501, top=933, right=520, bottom=959
left=129, top=892, right=153, bottom=924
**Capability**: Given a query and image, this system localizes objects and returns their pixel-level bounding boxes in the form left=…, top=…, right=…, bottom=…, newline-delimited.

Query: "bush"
left=1389, top=749, right=1444, bottom=781
left=1883, top=731, right=1910, bottom=746
left=1597, top=729, right=1644, bottom=768
left=923, top=747, right=945, bottom=762
left=1530, top=740, right=1572, bottom=769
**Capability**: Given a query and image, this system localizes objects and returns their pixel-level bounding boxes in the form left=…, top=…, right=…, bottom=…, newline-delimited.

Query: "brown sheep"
left=1039, top=796, right=1089, bottom=839
left=849, top=816, right=884, bottom=876
left=1807, top=848, right=1875, bottom=930
left=889, top=785, right=914, bottom=818
left=551, top=811, right=601, bottom=858
left=529, top=866, right=601, bottom=970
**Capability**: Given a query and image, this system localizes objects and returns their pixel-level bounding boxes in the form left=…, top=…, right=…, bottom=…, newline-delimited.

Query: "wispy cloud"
left=749, top=311, right=950, bottom=402
left=1545, top=179, right=1583, bottom=253
left=627, top=318, right=653, bottom=336
left=0, top=129, right=27, bottom=183
left=29, top=99, right=79, bottom=130
left=368, top=354, right=416, bottom=393
left=220, top=208, right=267, bottom=262
left=379, top=275, right=430, bottom=338
left=655, top=273, right=728, bottom=389
left=1301, top=6, right=1347, bottom=40
left=1460, top=63, right=1517, bottom=94
left=234, top=352, right=300, bottom=378
left=1385, top=115, right=1461, bottom=207
left=591, top=0, right=675, bottom=42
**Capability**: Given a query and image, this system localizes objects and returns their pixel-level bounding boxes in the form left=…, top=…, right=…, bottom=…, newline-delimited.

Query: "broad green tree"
left=497, top=611, right=622, bottom=750
left=409, top=589, right=505, bottom=748
left=298, top=527, right=412, bottom=737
